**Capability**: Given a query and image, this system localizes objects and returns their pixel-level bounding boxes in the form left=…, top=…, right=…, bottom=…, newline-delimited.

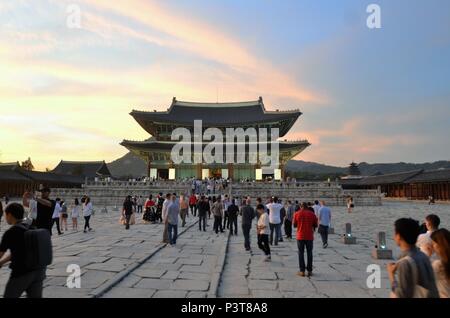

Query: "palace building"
left=121, top=97, right=310, bottom=180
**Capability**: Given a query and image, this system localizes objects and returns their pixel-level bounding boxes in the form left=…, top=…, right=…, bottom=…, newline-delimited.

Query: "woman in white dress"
left=72, top=198, right=81, bottom=231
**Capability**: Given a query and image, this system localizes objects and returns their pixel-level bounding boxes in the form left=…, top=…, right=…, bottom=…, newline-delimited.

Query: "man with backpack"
left=388, top=218, right=439, bottom=298
left=0, top=203, right=52, bottom=298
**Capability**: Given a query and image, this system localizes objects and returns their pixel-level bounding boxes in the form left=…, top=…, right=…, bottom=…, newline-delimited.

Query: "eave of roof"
left=406, top=169, right=450, bottom=183
left=121, top=139, right=310, bottom=152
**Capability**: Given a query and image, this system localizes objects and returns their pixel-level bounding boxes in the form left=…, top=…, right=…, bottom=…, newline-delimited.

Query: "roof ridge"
left=59, top=160, right=105, bottom=164
left=365, top=169, right=423, bottom=178
left=421, top=167, right=450, bottom=172
left=174, top=100, right=261, bottom=107
left=264, top=109, right=301, bottom=113
left=0, top=162, right=20, bottom=166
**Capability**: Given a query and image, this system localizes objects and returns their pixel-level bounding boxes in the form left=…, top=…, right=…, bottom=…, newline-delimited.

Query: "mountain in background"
left=108, top=152, right=148, bottom=178
left=107, top=152, right=450, bottom=180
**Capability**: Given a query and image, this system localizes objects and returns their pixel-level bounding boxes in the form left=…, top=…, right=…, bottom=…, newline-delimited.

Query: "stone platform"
left=52, top=181, right=382, bottom=207
left=1, top=201, right=447, bottom=298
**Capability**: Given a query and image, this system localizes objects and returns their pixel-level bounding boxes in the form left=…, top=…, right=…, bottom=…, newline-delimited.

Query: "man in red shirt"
left=293, top=202, right=318, bottom=277
left=189, top=193, right=197, bottom=217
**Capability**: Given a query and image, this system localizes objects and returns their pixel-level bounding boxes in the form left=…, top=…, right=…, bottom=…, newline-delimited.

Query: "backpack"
left=404, top=256, right=430, bottom=298
left=390, top=256, right=430, bottom=298
left=15, top=223, right=53, bottom=270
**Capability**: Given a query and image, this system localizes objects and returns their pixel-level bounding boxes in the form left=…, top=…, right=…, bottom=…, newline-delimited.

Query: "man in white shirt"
left=266, top=197, right=283, bottom=246
left=312, top=200, right=321, bottom=218
left=256, top=204, right=271, bottom=261
left=318, top=201, right=332, bottom=248
left=416, top=214, right=440, bottom=256
left=51, top=198, right=63, bottom=235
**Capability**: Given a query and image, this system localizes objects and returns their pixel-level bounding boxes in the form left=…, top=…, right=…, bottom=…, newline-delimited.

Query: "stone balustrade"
left=52, top=181, right=381, bottom=207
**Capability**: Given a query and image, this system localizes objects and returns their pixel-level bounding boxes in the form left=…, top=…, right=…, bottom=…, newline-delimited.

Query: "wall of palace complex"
left=52, top=181, right=382, bottom=208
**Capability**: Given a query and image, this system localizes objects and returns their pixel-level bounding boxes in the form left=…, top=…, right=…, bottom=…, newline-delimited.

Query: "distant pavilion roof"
left=130, top=97, right=302, bottom=137
left=358, top=170, right=423, bottom=185
left=0, top=162, right=84, bottom=184
left=406, top=169, right=450, bottom=183
left=0, top=169, right=31, bottom=182
left=0, top=162, right=21, bottom=171
left=340, top=168, right=450, bottom=187
left=19, top=169, right=84, bottom=184
left=52, top=160, right=111, bottom=179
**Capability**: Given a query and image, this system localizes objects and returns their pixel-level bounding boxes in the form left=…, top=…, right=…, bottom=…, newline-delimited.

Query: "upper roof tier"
left=131, top=97, right=302, bottom=138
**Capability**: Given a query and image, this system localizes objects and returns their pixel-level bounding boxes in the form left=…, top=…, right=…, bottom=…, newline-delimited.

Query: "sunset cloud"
left=0, top=1, right=449, bottom=169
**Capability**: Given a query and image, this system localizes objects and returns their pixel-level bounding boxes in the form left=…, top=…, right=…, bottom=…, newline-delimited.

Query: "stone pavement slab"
left=1, top=201, right=448, bottom=298
left=217, top=202, right=449, bottom=298
left=102, top=222, right=229, bottom=298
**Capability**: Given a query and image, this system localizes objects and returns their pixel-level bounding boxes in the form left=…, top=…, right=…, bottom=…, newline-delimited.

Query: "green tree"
left=21, top=157, right=34, bottom=171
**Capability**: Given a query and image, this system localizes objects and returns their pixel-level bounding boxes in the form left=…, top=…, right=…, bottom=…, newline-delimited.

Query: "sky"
left=0, top=0, right=449, bottom=170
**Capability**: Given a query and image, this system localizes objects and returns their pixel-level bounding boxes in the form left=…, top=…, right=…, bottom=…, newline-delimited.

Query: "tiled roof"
left=121, top=140, right=310, bottom=151
left=359, top=170, right=423, bottom=185
left=130, top=98, right=301, bottom=131
left=0, top=169, right=31, bottom=182
left=406, top=169, right=450, bottom=183
left=19, top=170, right=84, bottom=184
left=52, top=161, right=111, bottom=178
left=344, top=169, right=450, bottom=186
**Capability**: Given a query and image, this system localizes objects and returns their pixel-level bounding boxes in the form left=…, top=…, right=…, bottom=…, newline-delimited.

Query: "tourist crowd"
left=0, top=187, right=448, bottom=299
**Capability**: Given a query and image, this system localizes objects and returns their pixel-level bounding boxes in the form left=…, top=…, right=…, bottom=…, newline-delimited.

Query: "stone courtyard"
left=0, top=201, right=448, bottom=298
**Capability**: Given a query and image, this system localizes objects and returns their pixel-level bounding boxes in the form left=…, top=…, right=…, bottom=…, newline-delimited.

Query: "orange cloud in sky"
left=82, top=0, right=323, bottom=104
left=293, top=117, right=428, bottom=165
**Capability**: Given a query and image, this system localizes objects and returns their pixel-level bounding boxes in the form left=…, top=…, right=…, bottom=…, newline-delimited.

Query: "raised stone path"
left=0, top=201, right=448, bottom=298
left=101, top=218, right=229, bottom=298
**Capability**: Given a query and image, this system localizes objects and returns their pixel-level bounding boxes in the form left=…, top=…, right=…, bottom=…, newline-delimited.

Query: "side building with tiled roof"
left=0, top=162, right=84, bottom=197
left=339, top=168, right=450, bottom=201
left=52, top=160, right=112, bottom=179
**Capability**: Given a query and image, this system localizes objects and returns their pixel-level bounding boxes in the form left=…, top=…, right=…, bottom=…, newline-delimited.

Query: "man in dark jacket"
left=123, top=196, right=134, bottom=230
left=241, top=198, right=256, bottom=251
left=227, top=199, right=239, bottom=235
left=197, top=196, right=210, bottom=232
